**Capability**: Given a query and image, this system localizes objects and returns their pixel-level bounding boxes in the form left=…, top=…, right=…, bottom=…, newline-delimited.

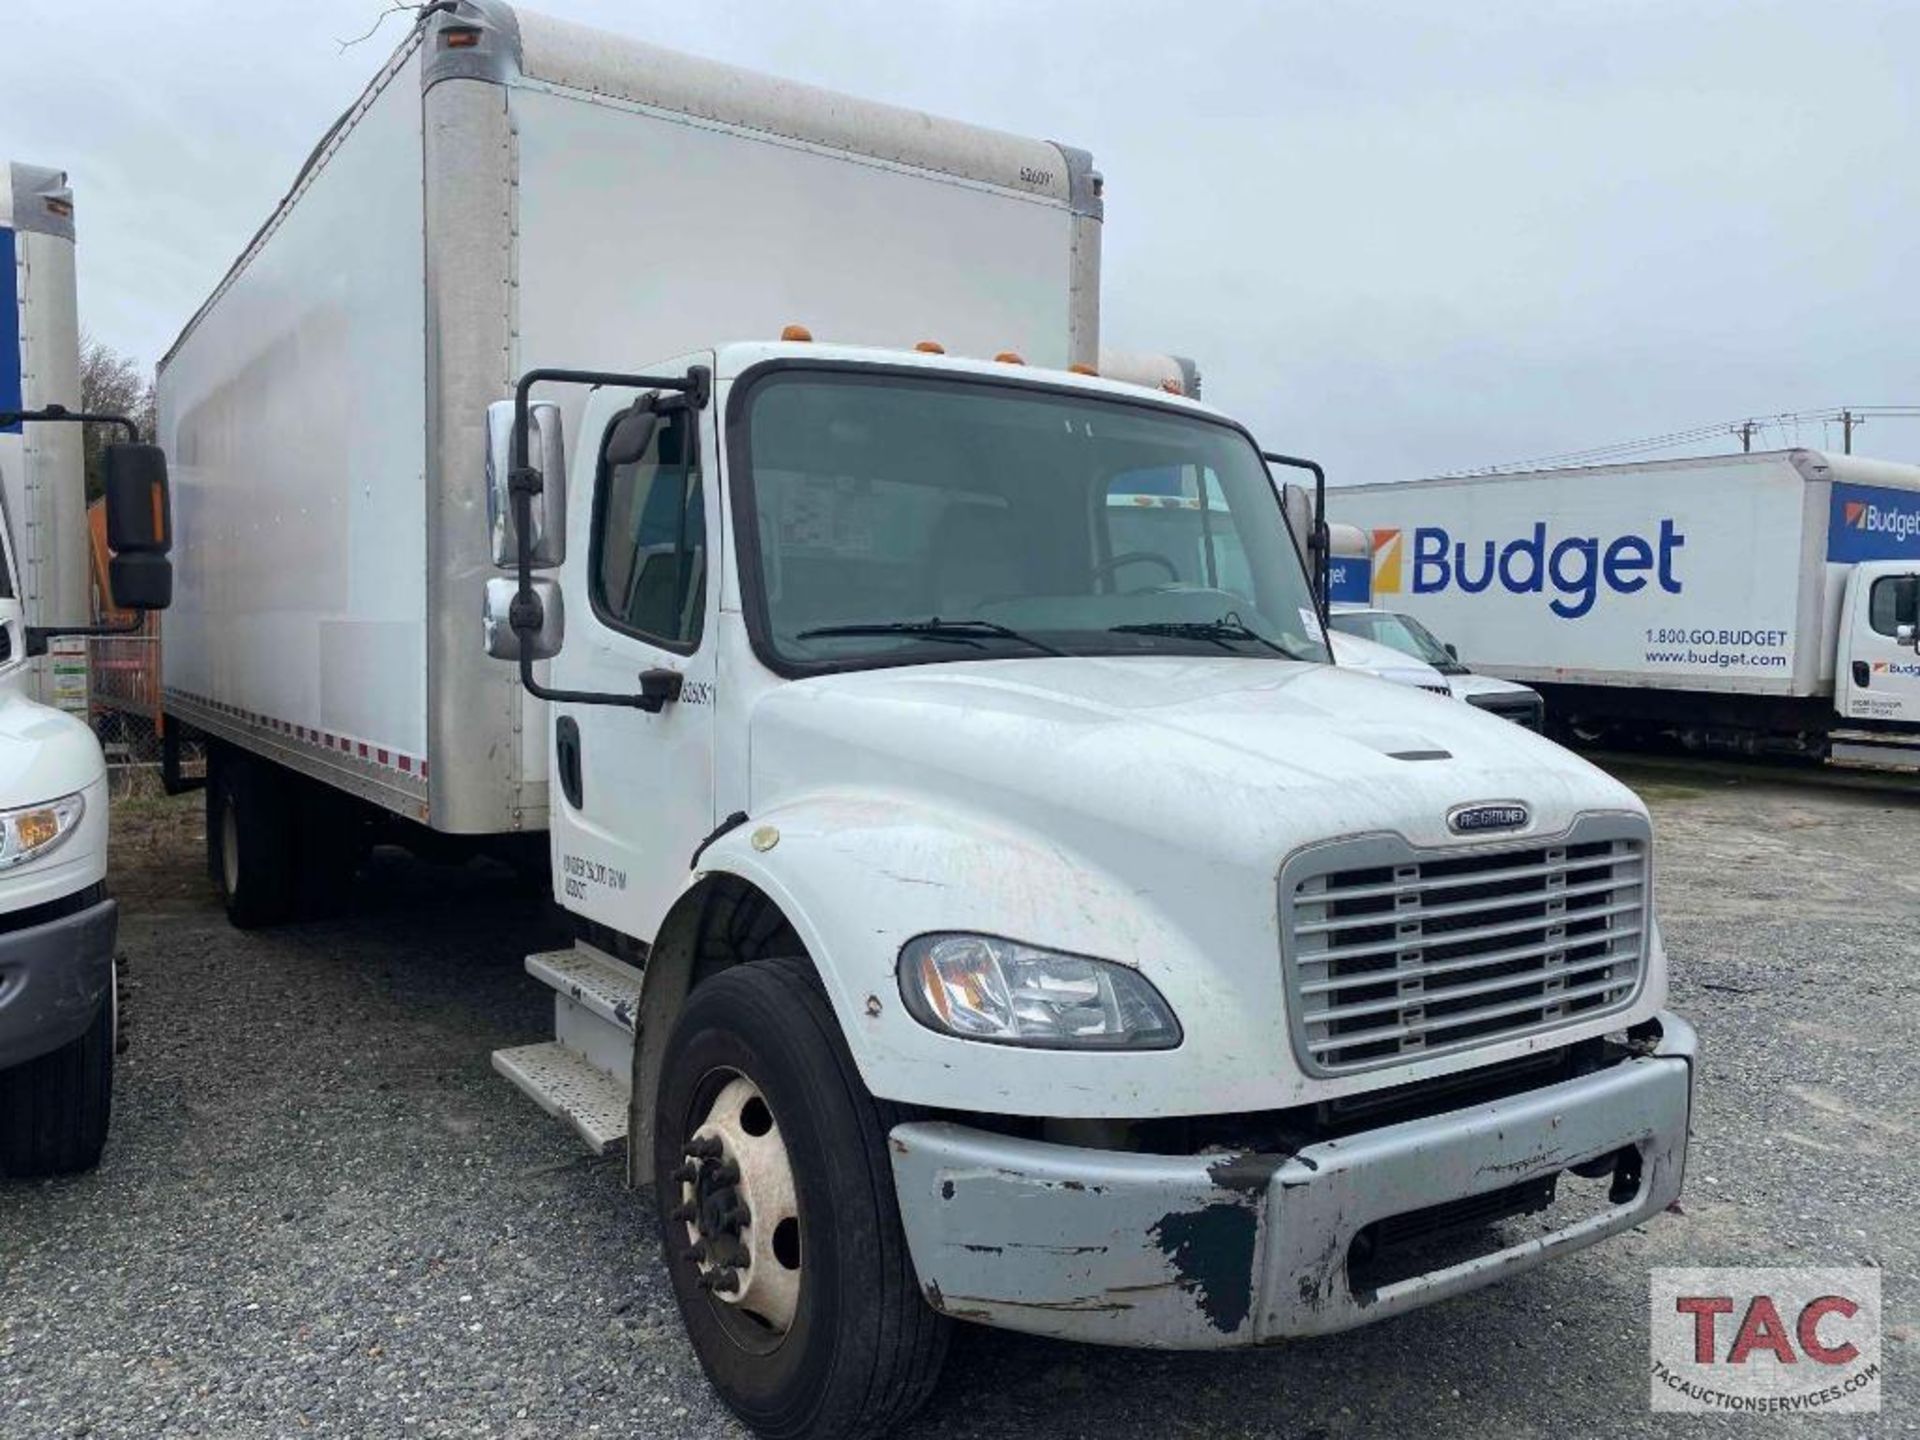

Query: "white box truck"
left=0, top=161, right=176, bottom=1176
left=1334, top=450, right=1920, bottom=773
left=157, top=6, right=1695, bottom=1434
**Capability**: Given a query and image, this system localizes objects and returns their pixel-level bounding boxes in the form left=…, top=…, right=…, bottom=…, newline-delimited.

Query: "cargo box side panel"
left=160, top=49, right=430, bottom=816
left=1334, top=456, right=1812, bottom=696
left=508, top=83, right=1076, bottom=404
left=5, top=165, right=87, bottom=641
left=422, top=75, right=546, bottom=835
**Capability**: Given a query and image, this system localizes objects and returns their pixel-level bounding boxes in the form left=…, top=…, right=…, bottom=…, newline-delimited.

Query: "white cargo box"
left=1, top=161, right=89, bottom=685
left=1333, top=449, right=1920, bottom=699
left=158, top=1, right=1101, bottom=832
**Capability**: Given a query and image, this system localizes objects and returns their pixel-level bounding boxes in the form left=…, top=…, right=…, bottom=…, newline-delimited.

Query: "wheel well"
left=688, top=874, right=805, bottom=987
left=628, top=873, right=809, bottom=1182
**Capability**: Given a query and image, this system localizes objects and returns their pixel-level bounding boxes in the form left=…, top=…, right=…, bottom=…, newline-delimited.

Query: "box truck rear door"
left=550, top=385, right=719, bottom=941
left=1836, top=562, right=1920, bottom=726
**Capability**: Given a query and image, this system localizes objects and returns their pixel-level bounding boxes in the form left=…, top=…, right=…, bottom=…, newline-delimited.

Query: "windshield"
left=1328, top=609, right=1461, bottom=671
left=737, top=371, right=1330, bottom=670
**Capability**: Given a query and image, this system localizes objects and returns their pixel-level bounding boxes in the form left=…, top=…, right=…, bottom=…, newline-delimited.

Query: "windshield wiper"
left=1109, top=612, right=1311, bottom=661
left=795, top=617, right=1067, bottom=657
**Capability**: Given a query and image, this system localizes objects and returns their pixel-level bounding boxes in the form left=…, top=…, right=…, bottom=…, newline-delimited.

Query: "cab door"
left=549, top=373, right=719, bottom=943
left=1836, top=562, right=1920, bottom=724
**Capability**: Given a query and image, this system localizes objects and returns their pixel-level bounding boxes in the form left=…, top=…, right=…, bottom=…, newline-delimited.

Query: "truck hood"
left=0, top=685, right=107, bottom=806
left=1446, top=671, right=1539, bottom=701
left=1327, top=632, right=1448, bottom=694
left=747, top=655, right=1636, bottom=863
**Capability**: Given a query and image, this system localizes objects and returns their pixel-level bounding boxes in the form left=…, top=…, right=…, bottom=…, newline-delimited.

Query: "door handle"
left=1852, top=660, right=1870, bottom=688
left=555, top=716, right=584, bottom=809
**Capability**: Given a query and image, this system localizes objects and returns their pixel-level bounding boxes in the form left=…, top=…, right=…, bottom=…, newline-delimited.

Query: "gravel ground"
left=2, top=764, right=1915, bottom=1437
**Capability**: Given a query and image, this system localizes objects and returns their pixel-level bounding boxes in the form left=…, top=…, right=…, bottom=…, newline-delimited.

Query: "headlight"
left=898, top=933, right=1181, bottom=1050
left=0, top=792, right=85, bottom=870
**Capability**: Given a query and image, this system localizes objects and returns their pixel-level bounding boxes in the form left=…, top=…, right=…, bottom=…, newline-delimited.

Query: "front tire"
left=653, top=957, right=950, bottom=1440
left=0, top=968, right=114, bottom=1177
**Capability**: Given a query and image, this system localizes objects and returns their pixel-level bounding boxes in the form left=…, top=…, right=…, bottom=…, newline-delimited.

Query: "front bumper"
left=890, top=1012, right=1694, bottom=1348
left=0, top=895, right=117, bottom=1069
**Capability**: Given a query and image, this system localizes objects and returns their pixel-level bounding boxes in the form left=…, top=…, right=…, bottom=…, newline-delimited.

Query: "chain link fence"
left=80, top=632, right=204, bottom=799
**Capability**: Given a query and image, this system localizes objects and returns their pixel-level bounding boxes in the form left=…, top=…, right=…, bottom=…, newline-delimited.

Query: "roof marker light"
left=993, top=352, right=1025, bottom=365
left=781, top=325, right=814, bottom=342
left=1068, top=363, right=1098, bottom=376
left=443, top=26, right=482, bottom=48
left=914, top=341, right=945, bottom=354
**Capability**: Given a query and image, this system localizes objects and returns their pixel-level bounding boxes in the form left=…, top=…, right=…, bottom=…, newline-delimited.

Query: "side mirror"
left=486, top=399, right=566, bottom=567
left=1445, top=642, right=1459, bottom=660
left=1280, top=481, right=1315, bottom=566
left=484, top=575, right=563, bottom=661
left=110, top=553, right=173, bottom=611
left=102, top=443, right=174, bottom=612
left=1893, top=574, right=1920, bottom=639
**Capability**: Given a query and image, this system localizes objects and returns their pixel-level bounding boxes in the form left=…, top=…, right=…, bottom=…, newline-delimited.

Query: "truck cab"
left=0, top=500, right=117, bottom=1175
left=487, top=339, right=1695, bottom=1436
left=1834, top=560, right=1920, bottom=731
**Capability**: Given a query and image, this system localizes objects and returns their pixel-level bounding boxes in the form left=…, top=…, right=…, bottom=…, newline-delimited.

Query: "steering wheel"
left=1089, top=550, right=1181, bottom=592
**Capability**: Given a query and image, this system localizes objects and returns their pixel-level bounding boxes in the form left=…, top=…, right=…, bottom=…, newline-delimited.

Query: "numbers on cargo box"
left=1019, top=166, right=1055, bottom=188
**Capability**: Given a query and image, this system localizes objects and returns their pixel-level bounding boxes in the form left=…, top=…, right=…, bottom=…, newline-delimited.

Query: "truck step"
left=492, top=1041, right=630, bottom=1154
left=1830, top=736, right=1920, bottom=773
left=526, top=946, right=643, bottom=1034
left=525, top=945, right=644, bottom=1081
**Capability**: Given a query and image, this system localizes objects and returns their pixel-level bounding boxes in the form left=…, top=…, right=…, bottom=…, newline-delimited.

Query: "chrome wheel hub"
left=672, top=1075, right=802, bottom=1334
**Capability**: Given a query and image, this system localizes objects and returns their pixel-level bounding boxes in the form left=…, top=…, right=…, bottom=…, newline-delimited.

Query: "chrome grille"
left=1281, top=818, right=1649, bottom=1075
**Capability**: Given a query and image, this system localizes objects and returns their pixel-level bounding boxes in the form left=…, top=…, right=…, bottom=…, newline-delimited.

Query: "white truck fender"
left=625, top=793, right=1191, bottom=1171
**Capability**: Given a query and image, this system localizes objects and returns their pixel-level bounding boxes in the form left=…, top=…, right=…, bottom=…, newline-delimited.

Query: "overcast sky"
left=7, top=0, right=1915, bottom=479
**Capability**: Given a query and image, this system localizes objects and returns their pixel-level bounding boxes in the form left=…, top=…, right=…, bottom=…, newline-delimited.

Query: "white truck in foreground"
left=1335, top=451, right=1920, bottom=772
left=0, top=161, right=174, bottom=1176
left=156, top=6, right=1694, bottom=1434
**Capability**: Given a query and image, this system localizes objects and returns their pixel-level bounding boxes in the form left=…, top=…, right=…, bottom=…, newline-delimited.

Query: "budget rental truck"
left=156, top=6, right=1695, bottom=1434
left=0, top=161, right=175, bottom=1176
left=1335, top=450, right=1920, bottom=773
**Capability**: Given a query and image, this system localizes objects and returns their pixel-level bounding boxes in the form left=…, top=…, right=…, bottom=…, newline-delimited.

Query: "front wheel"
left=0, top=964, right=114, bottom=1177
left=653, top=957, right=950, bottom=1440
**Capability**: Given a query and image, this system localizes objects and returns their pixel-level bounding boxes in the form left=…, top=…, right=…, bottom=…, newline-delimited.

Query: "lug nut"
left=711, top=1162, right=740, bottom=1186
left=699, top=1269, right=740, bottom=1294
left=671, top=1163, right=699, bottom=1183
left=669, top=1202, right=696, bottom=1222
left=724, top=1204, right=752, bottom=1230
left=686, top=1136, right=723, bottom=1159
left=682, top=1241, right=707, bottom=1263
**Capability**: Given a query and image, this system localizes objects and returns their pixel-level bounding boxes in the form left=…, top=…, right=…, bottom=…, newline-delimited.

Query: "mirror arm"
left=506, top=365, right=711, bottom=710
left=0, top=405, right=141, bottom=443
left=24, top=616, right=144, bottom=658
left=1263, top=451, right=1330, bottom=617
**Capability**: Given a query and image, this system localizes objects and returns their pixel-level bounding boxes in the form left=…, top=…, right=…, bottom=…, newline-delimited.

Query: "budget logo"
left=1831, top=481, right=1920, bottom=559
left=1407, top=519, right=1685, bottom=619
left=1371, top=528, right=1404, bottom=594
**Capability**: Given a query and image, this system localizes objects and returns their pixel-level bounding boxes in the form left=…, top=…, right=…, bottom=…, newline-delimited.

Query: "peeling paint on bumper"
left=889, top=1013, right=1696, bottom=1348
